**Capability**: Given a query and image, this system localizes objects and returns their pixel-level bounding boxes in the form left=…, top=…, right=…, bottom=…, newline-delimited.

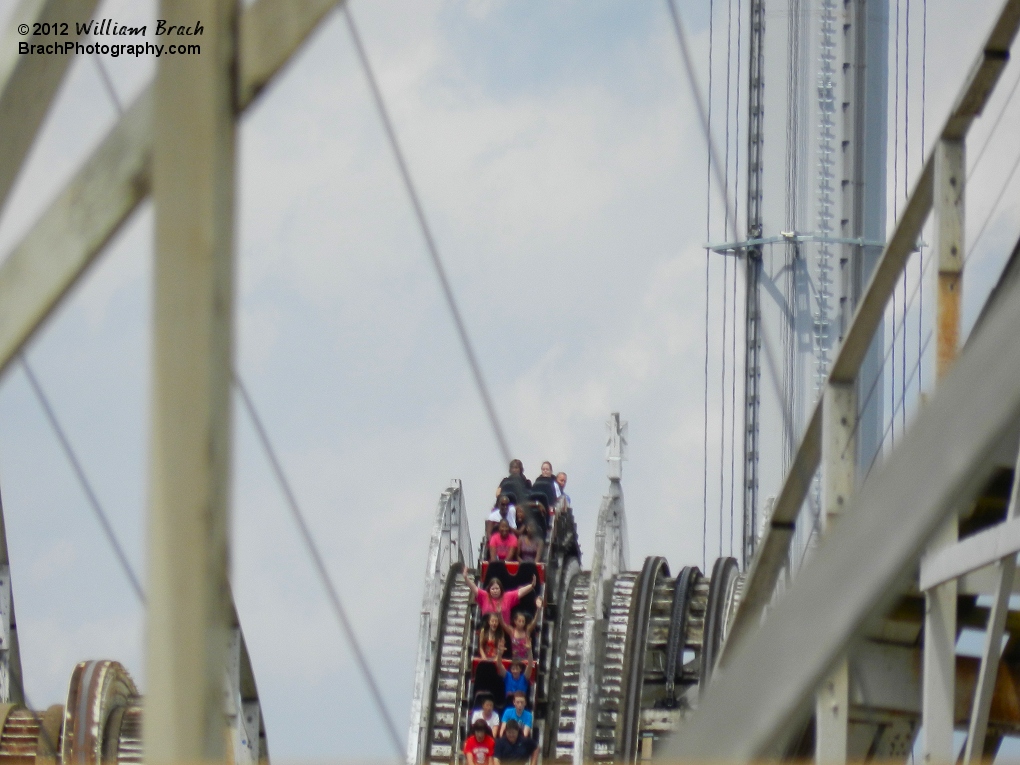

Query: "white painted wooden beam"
left=0, top=0, right=338, bottom=381
left=145, top=0, right=236, bottom=760
left=658, top=226, right=1020, bottom=761
left=922, top=137, right=966, bottom=765
left=962, top=446, right=1020, bottom=765
left=723, top=0, right=1020, bottom=656
left=816, top=382, right=857, bottom=764
left=921, top=515, right=1020, bottom=590
left=0, top=0, right=100, bottom=214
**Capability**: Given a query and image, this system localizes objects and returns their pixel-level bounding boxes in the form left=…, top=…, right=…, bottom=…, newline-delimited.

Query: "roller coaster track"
left=410, top=449, right=752, bottom=765
left=410, top=479, right=583, bottom=765
left=406, top=11, right=1020, bottom=749
left=411, top=470, right=1020, bottom=764
left=422, top=573, right=474, bottom=763
left=410, top=487, right=744, bottom=765
left=0, top=650, right=267, bottom=765
left=0, top=505, right=268, bottom=765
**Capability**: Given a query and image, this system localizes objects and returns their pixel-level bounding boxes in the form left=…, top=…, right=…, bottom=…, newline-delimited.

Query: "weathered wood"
left=721, top=0, right=1020, bottom=671
left=145, top=1, right=236, bottom=761
left=923, top=138, right=966, bottom=765
left=0, top=0, right=339, bottom=382
left=816, top=382, right=857, bottom=764
left=0, top=0, right=101, bottom=214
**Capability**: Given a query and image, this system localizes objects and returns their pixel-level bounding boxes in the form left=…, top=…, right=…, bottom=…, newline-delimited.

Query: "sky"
left=0, top=0, right=1019, bottom=761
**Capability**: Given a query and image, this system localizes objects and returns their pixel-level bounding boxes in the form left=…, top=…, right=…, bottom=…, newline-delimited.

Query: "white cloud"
left=0, top=0, right=1015, bottom=759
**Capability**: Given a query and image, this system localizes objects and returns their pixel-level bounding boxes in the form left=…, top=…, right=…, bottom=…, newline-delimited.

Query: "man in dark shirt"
left=494, top=720, right=537, bottom=765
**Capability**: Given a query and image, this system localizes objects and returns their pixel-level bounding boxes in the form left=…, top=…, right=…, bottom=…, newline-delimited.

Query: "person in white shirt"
left=471, top=695, right=501, bottom=736
left=486, top=494, right=517, bottom=536
left=556, top=472, right=570, bottom=507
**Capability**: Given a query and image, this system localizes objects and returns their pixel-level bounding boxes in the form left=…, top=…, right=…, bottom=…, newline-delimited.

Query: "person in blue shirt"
left=499, top=692, right=533, bottom=737
left=497, top=659, right=529, bottom=705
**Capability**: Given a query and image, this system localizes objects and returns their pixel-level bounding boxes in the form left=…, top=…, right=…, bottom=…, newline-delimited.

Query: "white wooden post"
left=146, top=1, right=237, bottom=762
left=815, top=382, right=856, bottom=764
left=922, top=137, right=965, bottom=765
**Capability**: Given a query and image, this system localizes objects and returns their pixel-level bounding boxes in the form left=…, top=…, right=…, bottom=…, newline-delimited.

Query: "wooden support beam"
left=722, top=0, right=1020, bottom=659
left=815, top=383, right=857, bottom=764
left=0, top=0, right=100, bottom=214
left=921, top=514, right=1020, bottom=590
left=145, top=1, right=236, bottom=761
left=0, top=0, right=337, bottom=382
left=659, top=221, right=1020, bottom=761
left=0, top=489, right=23, bottom=705
left=935, top=139, right=965, bottom=379
left=962, top=454, right=1020, bottom=765
left=922, top=137, right=966, bottom=765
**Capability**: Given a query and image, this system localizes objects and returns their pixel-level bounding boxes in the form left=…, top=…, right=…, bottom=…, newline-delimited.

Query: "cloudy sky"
left=0, top=0, right=1018, bottom=760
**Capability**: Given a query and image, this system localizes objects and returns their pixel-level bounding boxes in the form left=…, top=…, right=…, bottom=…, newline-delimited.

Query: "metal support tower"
left=742, top=0, right=765, bottom=568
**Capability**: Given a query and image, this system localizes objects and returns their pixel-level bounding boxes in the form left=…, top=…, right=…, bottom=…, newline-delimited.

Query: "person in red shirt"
left=464, top=718, right=496, bottom=764
left=488, top=519, right=519, bottom=562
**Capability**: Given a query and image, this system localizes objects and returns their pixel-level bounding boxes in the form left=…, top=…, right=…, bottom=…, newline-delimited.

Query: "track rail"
left=550, top=571, right=591, bottom=761
left=422, top=572, right=473, bottom=764
left=618, top=557, right=670, bottom=762
left=591, top=572, right=637, bottom=760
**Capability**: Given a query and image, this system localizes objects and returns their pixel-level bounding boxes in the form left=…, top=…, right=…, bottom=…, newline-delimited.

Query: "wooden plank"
left=144, top=1, right=236, bottom=761
left=237, top=0, right=337, bottom=109
left=920, top=515, right=1020, bottom=590
left=816, top=382, right=857, bottom=764
left=0, top=91, right=152, bottom=379
left=962, top=430, right=1020, bottom=764
left=923, top=138, right=966, bottom=765
left=0, top=0, right=100, bottom=214
left=661, top=233, right=1020, bottom=761
left=0, top=0, right=338, bottom=380
left=721, top=0, right=1020, bottom=668
left=828, top=0, right=1020, bottom=383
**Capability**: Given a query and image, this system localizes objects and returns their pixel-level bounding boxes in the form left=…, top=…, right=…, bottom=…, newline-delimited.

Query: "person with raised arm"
left=504, top=602, right=542, bottom=675
left=462, top=568, right=538, bottom=625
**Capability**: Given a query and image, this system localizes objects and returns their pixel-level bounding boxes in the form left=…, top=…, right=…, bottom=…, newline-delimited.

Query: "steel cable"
left=920, top=0, right=926, bottom=399
left=236, top=377, right=404, bottom=758
left=664, top=0, right=739, bottom=241
left=968, top=141, right=1020, bottom=259
left=20, top=356, right=146, bottom=605
left=968, top=63, right=1020, bottom=181
left=729, top=0, right=743, bottom=558
left=719, top=244, right=728, bottom=559
left=863, top=327, right=933, bottom=484
left=339, top=4, right=512, bottom=467
left=702, top=0, right=715, bottom=574
left=91, top=51, right=403, bottom=759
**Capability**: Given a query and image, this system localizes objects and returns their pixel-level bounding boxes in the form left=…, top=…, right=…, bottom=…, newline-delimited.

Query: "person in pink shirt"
left=488, top=519, right=519, bottom=562
left=462, top=569, right=538, bottom=625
